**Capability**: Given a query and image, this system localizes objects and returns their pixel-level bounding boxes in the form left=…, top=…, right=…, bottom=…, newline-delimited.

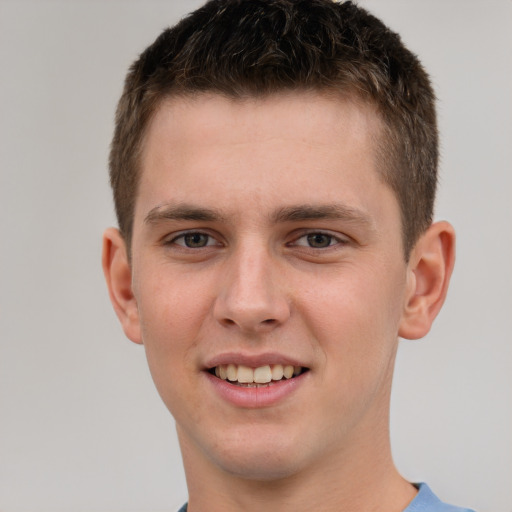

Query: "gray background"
left=0, top=1, right=510, bottom=511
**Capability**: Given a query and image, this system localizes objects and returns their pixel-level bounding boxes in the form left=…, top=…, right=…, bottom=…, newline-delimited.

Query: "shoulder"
left=404, top=483, right=477, bottom=512
left=177, top=485, right=475, bottom=512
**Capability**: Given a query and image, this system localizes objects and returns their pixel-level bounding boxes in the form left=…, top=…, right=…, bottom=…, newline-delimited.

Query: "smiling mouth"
left=208, top=364, right=308, bottom=387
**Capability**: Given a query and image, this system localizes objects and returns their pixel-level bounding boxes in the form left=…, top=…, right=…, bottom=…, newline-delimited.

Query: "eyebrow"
left=144, top=202, right=373, bottom=229
left=144, top=203, right=226, bottom=224
left=271, top=204, right=373, bottom=228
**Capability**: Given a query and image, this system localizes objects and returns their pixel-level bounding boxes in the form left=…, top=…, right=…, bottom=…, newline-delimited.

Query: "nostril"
left=220, top=317, right=277, bottom=329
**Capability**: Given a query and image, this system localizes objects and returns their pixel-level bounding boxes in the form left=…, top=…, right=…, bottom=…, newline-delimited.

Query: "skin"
left=103, top=92, right=455, bottom=511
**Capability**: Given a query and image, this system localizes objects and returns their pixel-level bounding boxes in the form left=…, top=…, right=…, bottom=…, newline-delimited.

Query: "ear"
left=102, top=228, right=142, bottom=344
left=398, top=221, right=456, bottom=340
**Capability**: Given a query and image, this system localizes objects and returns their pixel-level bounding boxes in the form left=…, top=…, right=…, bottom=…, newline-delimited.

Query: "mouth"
left=208, top=364, right=309, bottom=387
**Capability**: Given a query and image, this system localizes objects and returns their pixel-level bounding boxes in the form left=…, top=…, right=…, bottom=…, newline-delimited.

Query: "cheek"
left=298, top=266, right=405, bottom=375
left=133, top=270, right=212, bottom=412
left=135, top=265, right=211, bottom=342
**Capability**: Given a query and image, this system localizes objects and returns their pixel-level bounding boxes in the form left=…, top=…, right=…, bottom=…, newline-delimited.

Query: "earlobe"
left=102, top=228, right=142, bottom=344
left=398, top=221, right=456, bottom=340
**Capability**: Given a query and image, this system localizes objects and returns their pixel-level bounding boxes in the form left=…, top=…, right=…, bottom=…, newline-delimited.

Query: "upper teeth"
left=214, top=364, right=302, bottom=384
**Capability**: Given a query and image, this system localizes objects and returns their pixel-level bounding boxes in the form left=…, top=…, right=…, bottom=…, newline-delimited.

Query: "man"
left=102, top=1, right=475, bottom=510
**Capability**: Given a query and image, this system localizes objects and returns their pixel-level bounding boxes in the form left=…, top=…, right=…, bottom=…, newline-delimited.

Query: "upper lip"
left=204, top=352, right=308, bottom=370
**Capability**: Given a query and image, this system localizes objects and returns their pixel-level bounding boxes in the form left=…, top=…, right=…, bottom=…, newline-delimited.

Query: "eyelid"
left=287, top=229, right=348, bottom=247
left=163, top=229, right=223, bottom=248
left=161, top=228, right=349, bottom=249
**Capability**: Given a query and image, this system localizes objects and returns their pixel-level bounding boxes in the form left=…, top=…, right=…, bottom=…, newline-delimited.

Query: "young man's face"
left=118, top=92, right=416, bottom=479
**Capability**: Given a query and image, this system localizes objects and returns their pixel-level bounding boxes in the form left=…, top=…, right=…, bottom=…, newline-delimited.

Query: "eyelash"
left=164, top=230, right=347, bottom=250
left=166, top=231, right=221, bottom=249
left=291, top=231, right=347, bottom=249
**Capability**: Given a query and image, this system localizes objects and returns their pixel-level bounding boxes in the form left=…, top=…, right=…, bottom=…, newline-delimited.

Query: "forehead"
left=135, top=91, right=391, bottom=223
left=145, top=91, right=381, bottom=154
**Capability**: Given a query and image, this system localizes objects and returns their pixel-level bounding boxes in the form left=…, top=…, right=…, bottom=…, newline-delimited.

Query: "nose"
left=213, top=244, right=291, bottom=333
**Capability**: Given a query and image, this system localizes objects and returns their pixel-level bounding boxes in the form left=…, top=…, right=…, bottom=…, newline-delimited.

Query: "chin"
left=204, top=426, right=311, bottom=481
left=215, top=450, right=302, bottom=482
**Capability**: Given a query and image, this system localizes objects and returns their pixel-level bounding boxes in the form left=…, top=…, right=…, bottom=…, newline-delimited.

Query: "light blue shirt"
left=177, top=482, right=476, bottom=511
left=405, top=483, right=476, bottom=512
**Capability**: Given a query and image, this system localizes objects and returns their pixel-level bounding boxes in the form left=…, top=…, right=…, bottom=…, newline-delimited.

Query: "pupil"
left=185, top=233, right=207, bottom=247
left=307, top=233, right=331, bottom=248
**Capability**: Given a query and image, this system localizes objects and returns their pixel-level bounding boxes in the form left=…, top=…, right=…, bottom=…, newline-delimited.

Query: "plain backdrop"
left=0, top=1, right=511, bottom=511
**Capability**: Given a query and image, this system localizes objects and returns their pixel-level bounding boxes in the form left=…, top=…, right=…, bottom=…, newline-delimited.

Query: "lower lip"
left=204, top=371, right=308, bottom=408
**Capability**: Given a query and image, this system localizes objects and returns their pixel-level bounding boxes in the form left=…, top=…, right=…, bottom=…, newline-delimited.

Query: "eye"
left=170, top=232, right=218, bottom=248
left=292, top=232, right=345, bottom=249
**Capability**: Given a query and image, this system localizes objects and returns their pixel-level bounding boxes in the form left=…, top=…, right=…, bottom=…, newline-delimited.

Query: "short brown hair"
left=109, top=0, right=438, bottom=258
